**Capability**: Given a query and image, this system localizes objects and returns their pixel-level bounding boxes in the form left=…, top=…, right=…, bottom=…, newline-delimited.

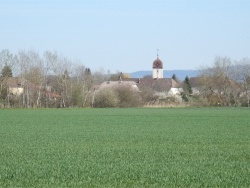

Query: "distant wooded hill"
left=130, top=70, right=199, bottom=80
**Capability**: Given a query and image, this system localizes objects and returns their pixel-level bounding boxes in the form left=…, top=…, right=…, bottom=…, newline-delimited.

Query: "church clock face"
left=156, top=62, right=160, bottom=68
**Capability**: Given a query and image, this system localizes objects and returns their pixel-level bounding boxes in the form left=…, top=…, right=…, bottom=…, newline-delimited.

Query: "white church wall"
left=152, top=69, right=163, bottom=79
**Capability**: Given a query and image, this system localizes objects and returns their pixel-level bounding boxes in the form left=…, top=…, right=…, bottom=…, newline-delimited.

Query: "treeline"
left=0, top=49, right=110, bottom=108
left=196, top=57, right=250, bottom=107
left=0, top=49, right=250, bottom=108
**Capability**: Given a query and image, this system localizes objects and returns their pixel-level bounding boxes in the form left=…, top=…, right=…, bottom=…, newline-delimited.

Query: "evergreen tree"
left=85, top=67, right=91, bottom=75
left=0, top=65, right=12, bottom=101
left=184, top=76, right=193, bottom=95
left=172, top=74, right=177, bottom=80
left=172, top=74, right=180, bottom=82
left=181, top=92, right=189, bottom=102
left=181, top=76, right=193, bottom=102
left=1, top=65, right=12, bottom=77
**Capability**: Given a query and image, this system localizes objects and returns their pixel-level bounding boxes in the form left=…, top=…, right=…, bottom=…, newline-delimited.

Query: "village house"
left=0, top=77, right=61, bottom=107
left=0, top=77, right=25, bottom=96
left=0, top=77, right=60, bottom=99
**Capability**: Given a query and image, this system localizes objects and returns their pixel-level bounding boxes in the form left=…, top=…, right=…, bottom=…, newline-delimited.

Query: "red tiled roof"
left=0, top=77, right=25, bottom=87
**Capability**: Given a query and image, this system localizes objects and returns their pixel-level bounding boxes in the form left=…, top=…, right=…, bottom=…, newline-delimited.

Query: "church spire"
left=152, top=49, right=163, bottom=79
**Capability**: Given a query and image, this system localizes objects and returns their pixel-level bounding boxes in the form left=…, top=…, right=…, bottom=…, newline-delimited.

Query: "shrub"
left=93, top=88, right=119, bottom=108
left=115, top=85, right=143, bottom=107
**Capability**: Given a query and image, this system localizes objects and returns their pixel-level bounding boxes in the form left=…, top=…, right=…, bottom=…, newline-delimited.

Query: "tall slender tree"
left=184, top=76, right=193, bottom=95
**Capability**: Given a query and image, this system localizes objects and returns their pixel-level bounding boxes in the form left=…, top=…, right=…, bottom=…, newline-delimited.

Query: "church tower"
left=152, top=51, right=163, bottom=79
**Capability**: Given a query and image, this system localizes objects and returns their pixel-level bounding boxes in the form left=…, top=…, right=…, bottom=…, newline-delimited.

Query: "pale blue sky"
left=1, top=0, right=249, bottom=73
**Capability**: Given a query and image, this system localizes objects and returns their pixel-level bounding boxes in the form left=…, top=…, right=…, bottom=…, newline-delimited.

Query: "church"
left=97, top=54, right=182, bottom=96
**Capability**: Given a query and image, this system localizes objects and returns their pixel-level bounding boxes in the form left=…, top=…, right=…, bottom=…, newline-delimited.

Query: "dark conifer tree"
left=1, top=65, right=12, bottom=77
left=184, top=76, right=193, bottom=95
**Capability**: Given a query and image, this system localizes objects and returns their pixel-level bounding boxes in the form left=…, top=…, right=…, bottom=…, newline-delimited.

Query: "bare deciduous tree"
left=199, top=57, right=235, bottom=106
left=233, top=58, right=250, bottom=106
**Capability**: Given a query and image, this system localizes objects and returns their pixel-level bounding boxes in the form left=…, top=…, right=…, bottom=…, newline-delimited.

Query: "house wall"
left=9, top=87, right=24, bottom=95
left=168, top=88, right=183, bottom=95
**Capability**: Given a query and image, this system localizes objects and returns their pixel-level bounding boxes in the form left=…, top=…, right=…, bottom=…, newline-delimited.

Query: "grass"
left=0, top=108, right=250, bottom=187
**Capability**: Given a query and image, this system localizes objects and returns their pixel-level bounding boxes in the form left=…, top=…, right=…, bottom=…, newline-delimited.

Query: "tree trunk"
left=7, top=88, right=10, bottom=108
left=91, top=90, right=96, bottom=107
left=26, top=86, right=30, bottom=108
left=36, top=88, right=41, bottom=108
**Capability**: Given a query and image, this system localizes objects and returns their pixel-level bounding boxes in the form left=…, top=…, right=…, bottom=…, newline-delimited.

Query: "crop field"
left=0, top=108, right=250, bottom=187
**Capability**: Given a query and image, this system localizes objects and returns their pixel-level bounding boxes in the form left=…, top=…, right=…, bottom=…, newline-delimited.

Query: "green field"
left=0, top=108, right=250, bottom=187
